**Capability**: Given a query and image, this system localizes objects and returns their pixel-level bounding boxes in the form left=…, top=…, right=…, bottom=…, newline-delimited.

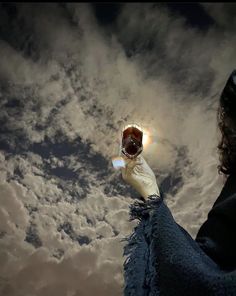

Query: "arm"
left=148, top=199, right=232, bottom=296
left=124, top=196, right=236, bottom=296
left=121, top=156, right=236, bottom=296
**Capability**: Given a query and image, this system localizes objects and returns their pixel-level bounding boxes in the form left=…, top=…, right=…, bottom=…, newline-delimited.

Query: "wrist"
left=145, top=194, right=161, bottom=202
left=147, top=193, right=161, bottom=198
left=142, top=185, right=160, bottom=200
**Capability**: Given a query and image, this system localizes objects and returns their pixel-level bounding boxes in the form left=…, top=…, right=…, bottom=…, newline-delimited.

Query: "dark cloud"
left=165, top=3, right=215, bottom=31
left=58, top=222, right=92, bottom=245
left=25, top=224, right=43, bottom=248
left=91, top=3, right=123, bottom=26
left=202, top=3, right=236, bottom=30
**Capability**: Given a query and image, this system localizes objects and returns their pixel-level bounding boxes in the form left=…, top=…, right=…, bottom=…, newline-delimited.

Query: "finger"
left=121, top=166, right=127, bottom=180
left=122, top=155, right=142, bottom=172
left=135, top=155, right=143, bottom=164
left=123, top=158, right=136, bottom=172
left=138, top=154, right=145, bottom=163
left=128, top=155, right=143, bottom=167
left=121, top=164, right=126, bottom=174
left=126, top=159, right=139, bottom=170
left=122, top=154, right=131, bottom=165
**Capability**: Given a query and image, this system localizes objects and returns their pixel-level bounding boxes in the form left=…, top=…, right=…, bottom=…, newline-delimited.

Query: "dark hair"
left=217, top=70, right=236, bottom=175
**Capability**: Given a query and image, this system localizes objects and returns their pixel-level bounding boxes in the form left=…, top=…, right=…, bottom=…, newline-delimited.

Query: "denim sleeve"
left=122, top=196, right=236, bottom=296
left=122, top=196, right=163, bottom=296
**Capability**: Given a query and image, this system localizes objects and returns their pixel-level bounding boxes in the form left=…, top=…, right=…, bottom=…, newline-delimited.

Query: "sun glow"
left=142, top=129, right=151, bottom=147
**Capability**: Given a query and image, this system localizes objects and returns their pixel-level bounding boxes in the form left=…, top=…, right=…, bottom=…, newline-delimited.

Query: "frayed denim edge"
left=121, top=197, right=163, bottom=296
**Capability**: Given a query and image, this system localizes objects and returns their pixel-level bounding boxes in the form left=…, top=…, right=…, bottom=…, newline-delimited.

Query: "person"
left=120, top=70, right=236, bottom=296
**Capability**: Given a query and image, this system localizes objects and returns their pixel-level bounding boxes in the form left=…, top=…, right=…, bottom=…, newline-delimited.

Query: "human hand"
left=121, top=154, right=160, bottom=200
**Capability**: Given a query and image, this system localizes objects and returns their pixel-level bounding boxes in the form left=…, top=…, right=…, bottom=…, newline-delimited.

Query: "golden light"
left=142, top=129, right=151, bottom=148
left=116, top=122, right=157, bottom=152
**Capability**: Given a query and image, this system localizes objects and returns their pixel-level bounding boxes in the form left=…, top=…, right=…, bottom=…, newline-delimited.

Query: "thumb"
left=120, top=155, right=134, bottom=180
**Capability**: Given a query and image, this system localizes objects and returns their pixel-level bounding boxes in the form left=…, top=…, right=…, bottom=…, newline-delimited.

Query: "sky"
left=0, top=3, right=236, bottom=296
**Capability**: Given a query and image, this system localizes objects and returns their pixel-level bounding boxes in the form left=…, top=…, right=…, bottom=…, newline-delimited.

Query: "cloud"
left=201, top=3, right=236, bottom=29
left=0, top=2, right=235, bottom=295
left=0, top=152, right=136, bottom=296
